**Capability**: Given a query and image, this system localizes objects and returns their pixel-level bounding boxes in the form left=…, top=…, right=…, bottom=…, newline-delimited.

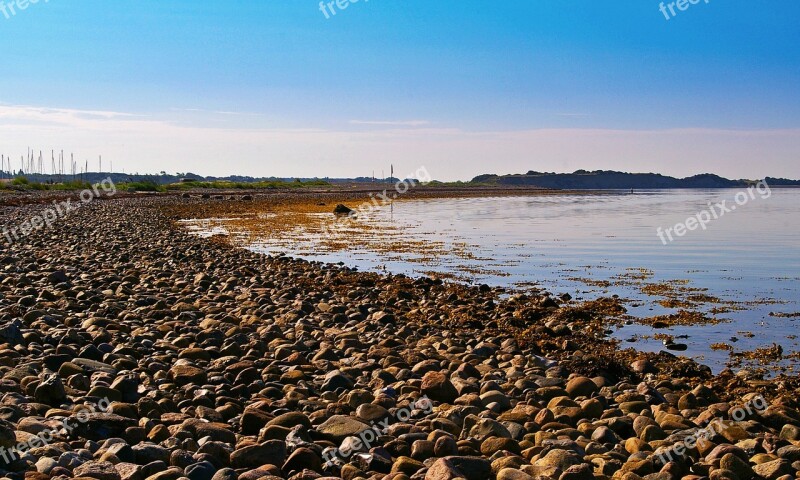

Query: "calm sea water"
left=195, top=189, right=800, bottom=374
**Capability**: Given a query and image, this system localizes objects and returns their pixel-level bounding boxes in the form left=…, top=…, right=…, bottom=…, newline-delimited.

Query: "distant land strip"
left=470, top=170, right=800, bottom=189
left=1, top=169, right=799, bottom=190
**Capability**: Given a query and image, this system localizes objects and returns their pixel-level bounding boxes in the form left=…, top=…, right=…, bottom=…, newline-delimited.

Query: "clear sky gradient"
left=1, top=0, right=798, bottom=180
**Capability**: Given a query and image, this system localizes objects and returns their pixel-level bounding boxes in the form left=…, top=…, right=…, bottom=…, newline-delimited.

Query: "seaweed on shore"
left=165, top=192, right=800, bottom=396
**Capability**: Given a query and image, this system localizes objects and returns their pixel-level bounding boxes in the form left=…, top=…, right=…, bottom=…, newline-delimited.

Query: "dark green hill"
left=471, top=170, right=799, bottom=189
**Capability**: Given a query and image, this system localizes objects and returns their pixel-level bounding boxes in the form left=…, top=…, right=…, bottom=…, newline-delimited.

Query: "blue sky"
left=1, top=0, right=798, bottom=180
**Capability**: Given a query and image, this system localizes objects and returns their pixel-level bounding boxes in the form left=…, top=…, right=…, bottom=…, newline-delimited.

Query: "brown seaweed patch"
left=638, top=310, right=724, bottom=327
left=566, top=276, right=612, bottom=288
left=731, top=343, right=784, bottom=363
left=769, top=312, right=800, bottom=318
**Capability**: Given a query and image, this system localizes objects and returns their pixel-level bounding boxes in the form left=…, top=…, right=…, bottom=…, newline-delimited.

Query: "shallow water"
left=189, top=188, right=800, bottom=374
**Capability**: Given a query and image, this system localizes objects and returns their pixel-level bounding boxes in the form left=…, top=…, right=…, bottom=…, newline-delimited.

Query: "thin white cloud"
left=169, top=107, right=264, bottom=117
left=214, top=111, right=265, bottom=117
left=349, top=119, right=431, bottom=126
left=0, top=104, right=140, bottom=120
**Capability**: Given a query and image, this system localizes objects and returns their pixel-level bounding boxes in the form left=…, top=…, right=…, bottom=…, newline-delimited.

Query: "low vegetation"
left=162, top=179, right=329, bottom=191
left=0, top=177, right=92, bottom=191
left=122, top=180, right=165, bottom=192
left=0, top=177, right=330, bottom=193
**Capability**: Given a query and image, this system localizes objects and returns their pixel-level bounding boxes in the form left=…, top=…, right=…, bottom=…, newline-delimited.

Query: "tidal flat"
left=180, top=188, right=800, bottom=377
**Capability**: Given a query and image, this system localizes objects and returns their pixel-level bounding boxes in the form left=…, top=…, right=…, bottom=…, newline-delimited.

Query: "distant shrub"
left=124, top=181, right=165, bottom=192
left=9, top=176, right=48, bottom=190
left=50, top=180, right=91, bottom=191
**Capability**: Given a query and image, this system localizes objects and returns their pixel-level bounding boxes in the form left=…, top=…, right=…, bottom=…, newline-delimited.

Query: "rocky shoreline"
left=0, top=194, right=799, bottom=480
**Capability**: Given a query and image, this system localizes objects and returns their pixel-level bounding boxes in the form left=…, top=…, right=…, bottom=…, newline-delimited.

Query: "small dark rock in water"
left=664, top=340, right=688, bottom=351
left=333, top=204, right=354, bottom=215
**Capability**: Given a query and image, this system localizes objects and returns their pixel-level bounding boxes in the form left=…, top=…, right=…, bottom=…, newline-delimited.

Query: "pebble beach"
left=0, top=191, right=799, bottom=480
